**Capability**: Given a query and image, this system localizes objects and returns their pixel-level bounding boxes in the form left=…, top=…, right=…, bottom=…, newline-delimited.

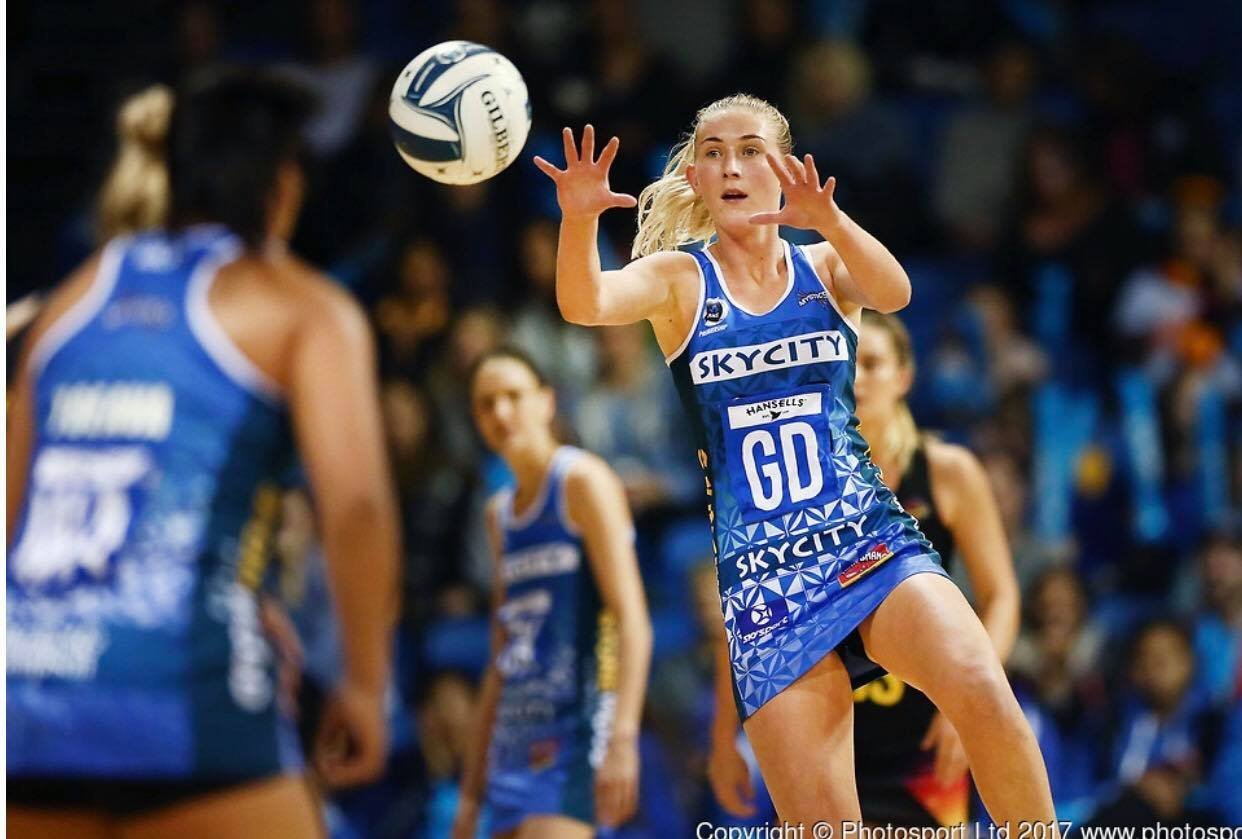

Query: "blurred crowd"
left=8, top=0, right=1241, bottom=834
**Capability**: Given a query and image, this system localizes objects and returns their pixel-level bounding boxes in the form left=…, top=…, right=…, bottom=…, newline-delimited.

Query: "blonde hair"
left=96, top=85, right=173, bottom=242
left=861, top=310, right=921, bottom=476
left=632, top=93, right=792, bottom=258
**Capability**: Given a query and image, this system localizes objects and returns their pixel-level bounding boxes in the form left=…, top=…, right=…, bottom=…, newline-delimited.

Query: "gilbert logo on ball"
left=389, top=40, right=531, bottom=185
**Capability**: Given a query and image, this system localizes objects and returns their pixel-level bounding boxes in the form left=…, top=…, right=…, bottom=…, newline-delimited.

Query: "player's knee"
left=934, top=656, right=1013, bottom=722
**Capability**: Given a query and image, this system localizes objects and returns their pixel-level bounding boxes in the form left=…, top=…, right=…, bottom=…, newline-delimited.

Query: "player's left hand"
left=594, top=730, right=640, bottom=827
left=749, top=152, right=842, bottom=232
left=921, top=711, right=970, bottom=787
left=316, top=680, right=389, bottom=788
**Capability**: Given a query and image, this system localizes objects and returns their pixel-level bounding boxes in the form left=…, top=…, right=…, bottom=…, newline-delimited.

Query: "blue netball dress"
left=7, top=225, right=302, bottom=780
left=667, top=240, right=949, bottom=721
left=487, top=446, right=616, bottom=830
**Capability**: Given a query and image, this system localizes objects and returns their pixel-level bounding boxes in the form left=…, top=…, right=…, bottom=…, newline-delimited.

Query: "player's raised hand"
left=533, top=125, right=637, bottom=219
left=749, top=152, right=842, bottom=231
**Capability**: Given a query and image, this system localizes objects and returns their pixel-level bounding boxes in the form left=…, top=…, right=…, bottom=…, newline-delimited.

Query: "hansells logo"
left=690, top=330, right=847, bottom=384
left=726, top=392, right=821, bottom=429
left=837, top=543, right=895, bottom=588
left=704, top=297, right=730, bottom=325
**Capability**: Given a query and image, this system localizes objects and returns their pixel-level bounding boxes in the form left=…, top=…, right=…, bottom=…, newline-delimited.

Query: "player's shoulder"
left=629, top=249, right=700, bottom=283
left=803, top=240, right=839, bottom=273
left=19, top=251, right=106, bottom=372
left=563, top=449, right=623, bottom=497
left=924, top=438, right=988, bottom=491
left=265, top=252, right=371, bottom=343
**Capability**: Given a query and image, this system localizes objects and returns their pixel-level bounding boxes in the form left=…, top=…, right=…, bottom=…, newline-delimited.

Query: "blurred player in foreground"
left=453, top=348, right=653, bottom=839
left=7, top=68, right=399, bottom=837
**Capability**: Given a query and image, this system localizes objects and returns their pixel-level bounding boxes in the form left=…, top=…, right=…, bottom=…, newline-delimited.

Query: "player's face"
left=854, top=325, right=912, bottom=426
left=687, top=109, right=783, bottom=228
left=471, top=358, right=555, bottom=456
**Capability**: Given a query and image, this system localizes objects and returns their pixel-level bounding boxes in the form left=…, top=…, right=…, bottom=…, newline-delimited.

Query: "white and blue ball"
left=388, top=40, right=531, bottom=185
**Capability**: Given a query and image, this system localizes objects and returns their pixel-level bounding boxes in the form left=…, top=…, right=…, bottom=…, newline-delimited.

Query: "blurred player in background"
left=535, top=94, right=1055, bottom=830
left=7, top=67, right=399, bottom=838
left=850, top=311, right=1020, bottom=825
left=453, top=348, right=653, bottom=839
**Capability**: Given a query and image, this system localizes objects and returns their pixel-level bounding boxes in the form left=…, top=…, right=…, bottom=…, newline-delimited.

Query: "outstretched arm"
left=751, top=153, right=911, bottom=313
left=289, top=287, right=399, bottom=787
left=707, top=628, right=757, bottom=817
left=568, top=455, right=653, bottom=828
left=534, top=126, right=685, bottom=327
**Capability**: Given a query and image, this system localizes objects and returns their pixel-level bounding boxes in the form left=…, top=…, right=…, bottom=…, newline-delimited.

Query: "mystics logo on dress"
left=736, top=594, right=790, bottom=644
left=837, top=543, right=895, bottom=588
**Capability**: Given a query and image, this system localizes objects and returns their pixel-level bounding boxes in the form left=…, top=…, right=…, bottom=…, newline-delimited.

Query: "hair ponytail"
left=97, top=85, right=174, bottom=242
left=632, top=93, right=792, bottom=258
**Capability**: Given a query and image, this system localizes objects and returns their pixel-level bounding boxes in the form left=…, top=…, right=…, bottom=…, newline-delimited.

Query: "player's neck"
left=711, top=226, right=784, bottom=283
left=860, top=417, right=901, bottom=488
left=507, top=438, right=560, bottom=501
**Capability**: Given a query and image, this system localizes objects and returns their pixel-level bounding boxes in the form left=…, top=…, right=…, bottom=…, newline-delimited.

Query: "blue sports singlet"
left=7, top=225, right=302, bottom=779
left=667, top=240, right=949, bottom=721
left=486, top=446, right=616, bottom=831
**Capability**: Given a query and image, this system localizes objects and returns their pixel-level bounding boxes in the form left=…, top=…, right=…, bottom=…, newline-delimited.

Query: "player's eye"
left=706, top=148, right=720, bottom=158
left=743, top=146, right=759, bottom=156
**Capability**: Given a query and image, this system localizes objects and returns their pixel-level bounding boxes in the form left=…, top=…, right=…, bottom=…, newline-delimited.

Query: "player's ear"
left=539, top=385, right=556, bottom=424
left=685, top=164, right=700, bottom=196
left=897, top=363, right=914, bottom=400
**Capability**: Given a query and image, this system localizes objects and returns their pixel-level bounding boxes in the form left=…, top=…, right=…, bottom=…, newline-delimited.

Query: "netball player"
left=7, top=68, right=399, bottom=837
left=710, top=311, right=1021, bottom=826
left=532, top=96, right=1056, bottom=830
left=452, top=348, right=653, bottom=839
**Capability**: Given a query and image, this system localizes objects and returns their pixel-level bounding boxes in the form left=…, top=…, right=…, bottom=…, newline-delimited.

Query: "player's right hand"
left=533, top=125, right=637, bottom=219
left=707, top=736, right=758, bottom=818
left=315, top=679, right=389, bottom=788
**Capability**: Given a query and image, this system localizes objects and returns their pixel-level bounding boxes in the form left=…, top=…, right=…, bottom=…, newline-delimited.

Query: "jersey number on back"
left=11, top=446, right=152, bottom=587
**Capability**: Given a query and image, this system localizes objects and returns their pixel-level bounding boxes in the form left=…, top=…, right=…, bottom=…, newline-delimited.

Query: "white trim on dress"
left=701, top=239, right=795, bottom=318
left=664, top=252, right=707, bottom=365
left=185, top=239, right=284, bottom=403
left=797, top=244, right=860, bottom=337
left=29, top=237, right=131, bottom=376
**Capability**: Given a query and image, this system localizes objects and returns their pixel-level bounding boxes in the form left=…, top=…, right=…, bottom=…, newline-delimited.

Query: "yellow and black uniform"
left=853, top=441, right=968, bottom=827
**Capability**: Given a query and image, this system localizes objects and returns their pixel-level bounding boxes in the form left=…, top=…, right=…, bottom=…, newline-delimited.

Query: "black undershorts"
left=7, top=775, right=260, bottom=818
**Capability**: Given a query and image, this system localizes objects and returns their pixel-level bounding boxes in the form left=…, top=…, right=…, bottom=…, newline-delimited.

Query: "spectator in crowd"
left=790, top=39, right=923, bottom=250
left=382, top=380, right=479, bottom=614
left=425, top=307, right=509, bottom=469
left=281, top=0, right=377, bottom=159
left=573, top=323, right=699, bottom=521
left=1190, top=534, right=1242, bottom=705
left=1009, top=566, right=1107, bottom=720
left=999, top=124, right=1144, bottom=377
left=373, top=238, right=453, bottom=378
left=1087, top=619, right=1222, bottom=827
left=934, top=42, right=1039, bottom=252
left=509, top=218, right=599, bottom=406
